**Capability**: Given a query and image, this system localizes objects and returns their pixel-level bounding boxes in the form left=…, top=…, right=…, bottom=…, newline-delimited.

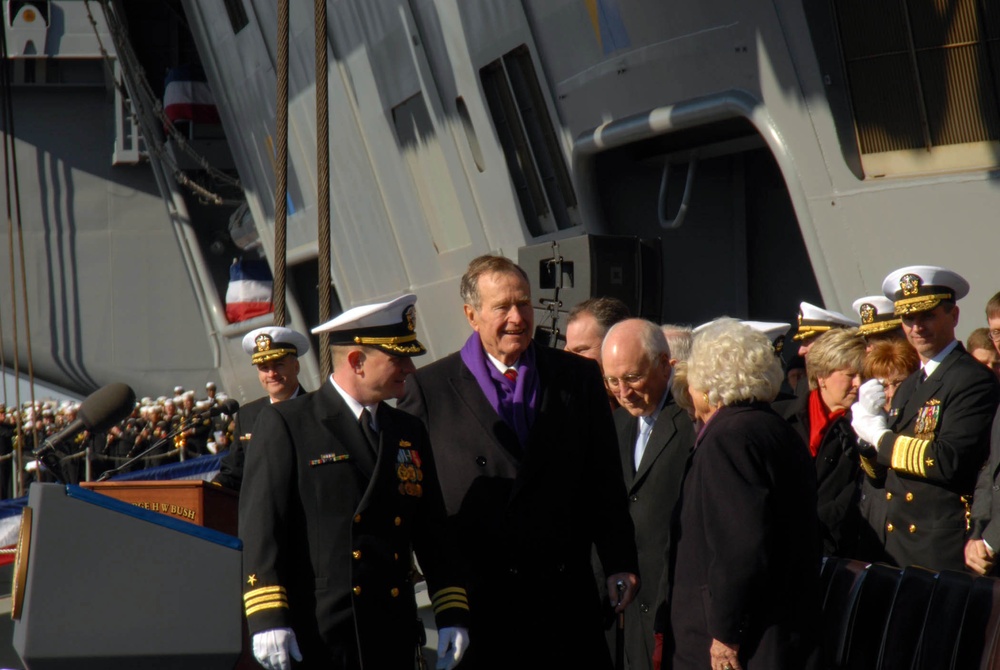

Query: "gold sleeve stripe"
left=891, top=436, right=929, bottom=477
left=244, top=585, right=286, bottom=602
left=432, top=594, right=469, bottom=608
left=245, top=592, right=287, bottom=606
left=245, top=595, right=287, bottom=614
left=433, top=600, right=471, bottom=613
left=246, top=600, right=290, bottom=617
left=431, top=586, right=468, bottom=601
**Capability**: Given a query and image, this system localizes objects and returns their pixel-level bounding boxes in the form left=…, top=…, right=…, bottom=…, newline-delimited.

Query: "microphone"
left=34, top=382, right=137, bottom=482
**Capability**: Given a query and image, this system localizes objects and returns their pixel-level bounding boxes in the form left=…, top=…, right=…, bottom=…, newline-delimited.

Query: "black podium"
left=11, top=483, right=243, bottom=669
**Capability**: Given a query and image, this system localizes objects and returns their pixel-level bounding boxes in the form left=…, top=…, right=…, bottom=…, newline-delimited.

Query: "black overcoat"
left=612, top=396, right=695, bottom=670
left=398, top=344, right=639, bottom=670
left=666, top=403, right=821, bottom=670
left=780, top=391, right=863, bottom=557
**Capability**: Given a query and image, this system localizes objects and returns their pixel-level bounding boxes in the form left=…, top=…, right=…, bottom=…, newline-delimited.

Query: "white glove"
left=857, top=378, right=887, bottom=415
left=252, top=627, right=302, bottom=670
left=851, top=400, right=891, bottom=450
left=436, top=626, right=469, bottom=670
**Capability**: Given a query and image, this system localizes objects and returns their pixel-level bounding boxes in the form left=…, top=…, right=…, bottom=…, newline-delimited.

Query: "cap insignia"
left=797, top=309, right=803, bottom=326
left=860, top=303, right=876, bottom=325
left=404, top=305, right=416, bottom=332
left=900, top=273, right=922, bottom=297
left=255, top=334, right=272, bottom=353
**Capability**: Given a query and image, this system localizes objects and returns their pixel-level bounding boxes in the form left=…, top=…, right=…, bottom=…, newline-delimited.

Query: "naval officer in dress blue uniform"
left=240, top=295, right=470, bottom=670
left=212, top=326, right=310, bottom=492
left=852, top=266, right=1000, bottom=571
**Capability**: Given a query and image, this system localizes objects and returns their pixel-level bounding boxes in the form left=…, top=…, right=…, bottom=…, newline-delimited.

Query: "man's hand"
left=252, top=627, right=302, bottom=670
left=710, top=638, right=742, bottom=670
left=965, top=539, right=995, bottom=576
left=858, top=378, right=887, bottom=415
left=606, top=572, right=640, bottom=613
left=851, top=399, right=891, bottom=449
left=435, top=626, right=469, bottom=670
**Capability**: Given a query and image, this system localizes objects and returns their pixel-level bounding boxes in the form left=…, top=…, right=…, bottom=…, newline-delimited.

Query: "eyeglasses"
left=989, top=329, right=1000, bottom=342
left=604, top=372, right=648, bottom=390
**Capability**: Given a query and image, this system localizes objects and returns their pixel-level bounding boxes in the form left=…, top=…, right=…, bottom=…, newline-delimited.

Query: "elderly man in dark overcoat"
left=398, top=254, right=639, bottom=670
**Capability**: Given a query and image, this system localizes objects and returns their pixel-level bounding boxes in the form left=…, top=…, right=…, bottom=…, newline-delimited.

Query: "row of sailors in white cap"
left=732, top=265, right=969, bottom=353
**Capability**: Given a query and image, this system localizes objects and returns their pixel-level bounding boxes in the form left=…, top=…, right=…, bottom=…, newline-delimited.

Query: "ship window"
left=833, top=0, right=1000, bottom=176
left=223, top=0, right=249, bottom=34
left=480, top=45, right=579, bottom=237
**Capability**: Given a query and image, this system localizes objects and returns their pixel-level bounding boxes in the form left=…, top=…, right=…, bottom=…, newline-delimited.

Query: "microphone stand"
left=96, top=411, right=211, bottom=482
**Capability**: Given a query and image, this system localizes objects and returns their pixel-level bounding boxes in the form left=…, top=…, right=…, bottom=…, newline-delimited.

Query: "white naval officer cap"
left=852, top=295, right=901, bottom=336
left=742, top=321, right=791, bottom=353
left=792, top=301, right=858, bottom=341
left=242, top=326, right=311, bottom=366
left=881, top=265, right=969, bottom=316
left=312, top=293, right=425, bottom=357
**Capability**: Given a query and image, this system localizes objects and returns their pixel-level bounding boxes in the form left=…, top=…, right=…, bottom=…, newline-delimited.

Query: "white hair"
left=687, top=318, right=784, bottom=406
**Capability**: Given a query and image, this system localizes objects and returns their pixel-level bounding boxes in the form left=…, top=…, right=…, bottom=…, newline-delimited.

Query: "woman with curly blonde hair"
left=664, top=319, right=820, bottom=670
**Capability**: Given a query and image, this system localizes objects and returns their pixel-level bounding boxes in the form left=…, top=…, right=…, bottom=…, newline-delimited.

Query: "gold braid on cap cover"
left=893, top=293, right=953, bottom=316
left=792, top=324, right=832, bottom=341
left=353, top=333, right=422, bottom=354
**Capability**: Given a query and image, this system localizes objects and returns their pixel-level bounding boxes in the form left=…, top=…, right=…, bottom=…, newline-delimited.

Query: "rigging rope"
left=273, top=0, right=289, bottom=327
left=315, top=0, right=332, bottom=378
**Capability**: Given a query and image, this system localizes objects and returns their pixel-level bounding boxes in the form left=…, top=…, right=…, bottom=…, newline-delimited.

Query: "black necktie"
left=359, top=408, right=378, bottom=453
left=918, top=369, right=927, bottom=384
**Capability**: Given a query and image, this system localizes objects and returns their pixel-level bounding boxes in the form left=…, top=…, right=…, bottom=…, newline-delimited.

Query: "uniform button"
left=905, top=492, right=914, bottom=502
left=390, top=587, right=400, bottom=598
left=394, top=553, right=399, bottom=561
left=394, top=516, right=402, bottom=526
left=640, top=603, right=649, bottom=613
left=509, top=567, right=519, bottom=576
left=909, top=524, right=917, bottom=533
left=353, top=586, right=362, bottom=596
left=352, top=550, right=361, bottom=560
left=886, top=492, right=892, bottom=501
left=476, top=456, right=487, bottom=466
left=887, top=523, right=894, bottom=532
left=354, top=514, right=362, bottom=523
left=630, top=495, right=638, bottom=502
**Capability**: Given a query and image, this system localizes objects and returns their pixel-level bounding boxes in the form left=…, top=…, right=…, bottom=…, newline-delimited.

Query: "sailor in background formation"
left=3, top=382, right=235, bottom=489
left=239, top=294, right=469, bottom=670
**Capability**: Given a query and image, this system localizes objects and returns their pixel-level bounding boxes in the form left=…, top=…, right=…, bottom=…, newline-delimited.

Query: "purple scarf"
left=459, top=332, right=539, bottom=447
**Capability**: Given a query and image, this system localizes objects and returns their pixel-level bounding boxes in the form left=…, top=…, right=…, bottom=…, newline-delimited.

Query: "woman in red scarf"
left=780, top=328, right=866, bottom=557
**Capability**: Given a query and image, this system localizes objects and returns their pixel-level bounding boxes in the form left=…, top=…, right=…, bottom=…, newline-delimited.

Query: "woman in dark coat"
left=666, top=318, right=821, bottom=670
left=780, top=328, right=866, bottom=557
